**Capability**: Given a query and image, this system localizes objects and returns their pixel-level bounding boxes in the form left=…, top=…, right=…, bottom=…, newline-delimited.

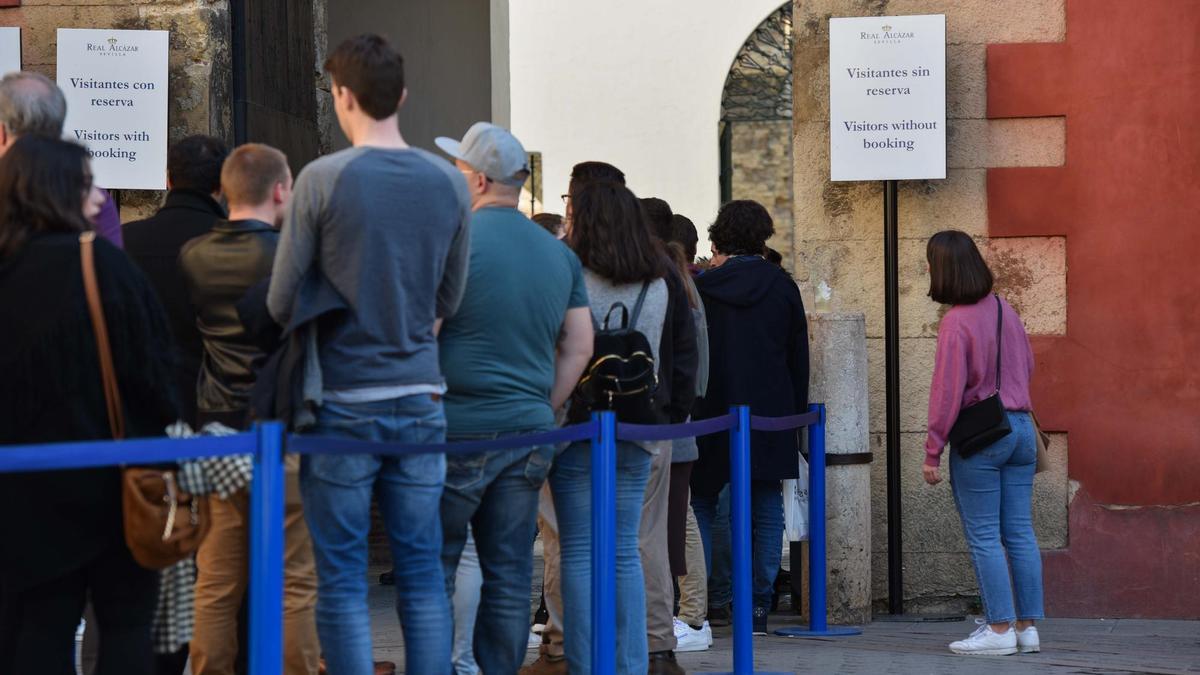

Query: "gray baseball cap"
left=435, top=122, right=530, bottom=187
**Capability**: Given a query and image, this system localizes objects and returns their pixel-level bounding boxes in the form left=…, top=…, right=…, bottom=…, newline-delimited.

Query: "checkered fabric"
left=151, top=421, right=253, bottom=654
left=153, top=559, right=196, bottom=654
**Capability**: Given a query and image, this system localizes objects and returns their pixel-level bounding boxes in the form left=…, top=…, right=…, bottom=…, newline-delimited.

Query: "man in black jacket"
left=178, top=143, right=320, bottom=675
left=124, top=135, right=229, bottom=426
left=692, top=200, right=809, bottom=638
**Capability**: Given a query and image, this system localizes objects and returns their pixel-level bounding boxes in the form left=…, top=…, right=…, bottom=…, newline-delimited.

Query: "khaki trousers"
left=537, top=483, right=566, bottom=658
left=676, top=503, right=708, bottom=626
left=640, top=443, right=676, bottom=653
left=539, top=442, right=676, bottom=655
left=191, top=474, right=319, bottom=675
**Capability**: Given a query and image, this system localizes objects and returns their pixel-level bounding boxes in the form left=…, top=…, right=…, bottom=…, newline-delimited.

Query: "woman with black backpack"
left=553, top=180, right=669, bottom=674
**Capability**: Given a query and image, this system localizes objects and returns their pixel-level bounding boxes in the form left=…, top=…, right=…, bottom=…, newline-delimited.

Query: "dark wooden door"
left=231, top=0, right=320, bottom=174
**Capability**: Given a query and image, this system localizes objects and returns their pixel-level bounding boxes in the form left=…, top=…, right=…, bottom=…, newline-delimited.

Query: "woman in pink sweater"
left=923, top=231, right=1044, bottom=657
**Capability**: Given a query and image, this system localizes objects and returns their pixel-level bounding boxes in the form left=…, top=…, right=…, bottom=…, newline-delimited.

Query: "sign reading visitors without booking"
left=828, top=14, right=946, bottom=181
left=57, top=28, right=169, bottom=190
left=0, top=28, right=20, bottom=76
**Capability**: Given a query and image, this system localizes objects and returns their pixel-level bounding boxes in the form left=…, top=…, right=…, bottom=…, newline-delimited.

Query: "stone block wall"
left=0, top=0, right=233, bottom=221
left=791, top=0, right=1069, bottom=613
left=730, top=119, right=794, bottom=259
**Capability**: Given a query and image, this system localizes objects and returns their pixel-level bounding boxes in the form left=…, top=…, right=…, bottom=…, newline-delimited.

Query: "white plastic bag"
left=783, top=452, right=810, bottom=541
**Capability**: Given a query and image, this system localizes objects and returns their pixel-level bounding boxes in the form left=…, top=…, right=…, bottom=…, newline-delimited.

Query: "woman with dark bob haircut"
left=691, top=199, right=808, bottom=636
left=0, top=136, right=178, bottom=675
left=554, top=179, right=669, bottom=673
left=923, top=230, right=1044, bottom=656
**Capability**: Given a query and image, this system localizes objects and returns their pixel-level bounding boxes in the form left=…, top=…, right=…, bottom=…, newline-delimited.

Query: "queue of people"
left=0, top=30, right=1043, bottom=675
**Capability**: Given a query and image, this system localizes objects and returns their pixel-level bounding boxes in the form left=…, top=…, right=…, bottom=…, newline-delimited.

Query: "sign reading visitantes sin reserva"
left=829, top=15, right=946, bottom=181
left=57, top=28, right=169, bottom=190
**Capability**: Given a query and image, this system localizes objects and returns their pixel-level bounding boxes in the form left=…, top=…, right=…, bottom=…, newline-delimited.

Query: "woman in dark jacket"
left=691, top=200, right=808, bottom=636
left=0, top=136, right=178, bottom=675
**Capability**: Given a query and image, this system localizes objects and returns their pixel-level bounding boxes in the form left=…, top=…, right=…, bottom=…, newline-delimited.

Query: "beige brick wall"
left=0, top=0, right=232, bottom=221
left=791, top=0, right=1069, bottom=612
left=730, top=119, right=794, bottom=258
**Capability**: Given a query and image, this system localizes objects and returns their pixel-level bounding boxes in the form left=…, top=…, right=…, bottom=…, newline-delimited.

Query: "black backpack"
left=569, top=281, right=660, bottom=424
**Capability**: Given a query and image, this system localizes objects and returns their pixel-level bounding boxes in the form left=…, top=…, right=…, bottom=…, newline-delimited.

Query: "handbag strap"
left=628, top=280, right=651, bottom=330
left=992, top=293, right=1004, bottom=395
left=80, top=232, right=126, bottom=440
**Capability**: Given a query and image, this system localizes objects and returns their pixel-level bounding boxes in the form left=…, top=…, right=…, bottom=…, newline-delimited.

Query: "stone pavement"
left=366, top=565, right=1200, bottom=674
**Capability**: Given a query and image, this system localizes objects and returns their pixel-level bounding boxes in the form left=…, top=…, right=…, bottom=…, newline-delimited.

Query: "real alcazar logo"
left=860, top=24, right=916, bottom=45
left=85, top=36, right=139, bottom=56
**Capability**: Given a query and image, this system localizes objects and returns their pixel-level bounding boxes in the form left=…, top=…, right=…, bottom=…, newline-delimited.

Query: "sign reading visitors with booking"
left=0, top=28, right=20, bottom=76
left=57, top=29, right=169, bottom=190
left=829, top=14, right=946, bottom=181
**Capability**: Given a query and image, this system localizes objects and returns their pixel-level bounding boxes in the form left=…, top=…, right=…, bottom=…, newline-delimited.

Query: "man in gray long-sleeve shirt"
left=266, top=34, right=470, bottom=675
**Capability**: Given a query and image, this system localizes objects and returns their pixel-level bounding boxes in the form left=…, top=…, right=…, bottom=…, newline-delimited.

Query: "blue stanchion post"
left=591, top=412, right=617, bottom=674
left=730, top=405, right=754, bottom=674
left=775, top=404, right=861, bottom=638
left=704, top=406, right=791, bottom=675
left=809, top=404, right=829, bottom=631
left=249, top=421, right=286, bottom=675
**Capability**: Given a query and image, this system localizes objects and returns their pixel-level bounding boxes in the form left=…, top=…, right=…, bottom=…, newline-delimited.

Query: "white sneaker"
left=1016, top=626, right=1040, bottom=653
left=949, top=619, right=1018, bottom=656
left=527, top=630, right=541, bottom=650
left=703, top=620, right=713, bottom=647
left=673, top=617, right=710, bottom=653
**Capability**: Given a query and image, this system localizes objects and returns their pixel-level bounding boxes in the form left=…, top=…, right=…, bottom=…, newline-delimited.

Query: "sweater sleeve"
left=268, top=163, right=325, bottom=325
left=925, top=319, right=970, bottom=467
left=663, top=267, right=698, bottom=424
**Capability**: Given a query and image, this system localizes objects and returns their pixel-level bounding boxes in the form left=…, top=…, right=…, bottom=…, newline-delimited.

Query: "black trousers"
left=0, top=542, right=157, bottom=675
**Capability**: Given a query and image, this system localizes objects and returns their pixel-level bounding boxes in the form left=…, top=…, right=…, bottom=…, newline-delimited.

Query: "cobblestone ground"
left=365, top=565, right=1200, bottom=674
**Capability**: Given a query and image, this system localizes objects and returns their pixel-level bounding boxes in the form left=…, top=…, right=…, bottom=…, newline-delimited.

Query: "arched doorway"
left=720, top=3, right=794, bottom=266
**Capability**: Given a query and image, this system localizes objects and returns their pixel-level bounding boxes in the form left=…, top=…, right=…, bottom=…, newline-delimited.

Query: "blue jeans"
left=550, top=440, right=652, bottom=674
left=441, top=433, right=554, bottom=674
left=300, top=395, right=452, bottom=675
left=693, top=480, right=784, bottom=610
left=950, top=410, right=1045, bottom=624
left=704, top=486, right=732, bottom=609
left=451, top=530, right=480, bottom=675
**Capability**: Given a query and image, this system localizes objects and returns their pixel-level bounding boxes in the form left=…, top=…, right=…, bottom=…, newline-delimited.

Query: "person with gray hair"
left=0, top=71, right=124, bottom=247
left=0, top=71, right=67, bottom=146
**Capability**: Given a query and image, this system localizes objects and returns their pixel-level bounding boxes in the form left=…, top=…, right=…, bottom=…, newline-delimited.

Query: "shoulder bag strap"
left=602, top=302, right=630, bottom=330
left=628, top=280, right=651, bottom=330
left=993, top=293, right=1004, bottom=396
left=81, top=232, right=126, bottom=440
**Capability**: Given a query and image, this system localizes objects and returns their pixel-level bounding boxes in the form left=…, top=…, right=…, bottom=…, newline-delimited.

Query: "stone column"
left=808, top=311, right=872, bottom=624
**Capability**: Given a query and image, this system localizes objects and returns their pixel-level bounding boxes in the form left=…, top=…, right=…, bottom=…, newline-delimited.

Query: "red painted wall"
left=987, top=0, right=1200, bottom=618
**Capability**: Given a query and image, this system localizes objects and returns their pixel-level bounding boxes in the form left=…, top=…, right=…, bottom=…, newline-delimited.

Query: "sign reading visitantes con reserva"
left=829, top=14, right=946, bottom=181
left=0, top=27, right=19, bottom=77
left=57, top=28, right=169, bottom=190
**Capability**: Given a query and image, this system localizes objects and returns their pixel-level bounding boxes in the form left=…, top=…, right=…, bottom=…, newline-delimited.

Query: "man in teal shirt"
left=435, top=122, right=593, bottom=673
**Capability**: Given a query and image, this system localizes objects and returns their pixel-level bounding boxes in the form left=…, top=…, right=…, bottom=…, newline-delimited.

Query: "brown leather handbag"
left=80, top=232, right=210, bottom=569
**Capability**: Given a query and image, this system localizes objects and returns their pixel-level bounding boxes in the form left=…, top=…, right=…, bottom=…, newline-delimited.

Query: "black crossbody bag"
left=948, top=294, right=1012, bottom=458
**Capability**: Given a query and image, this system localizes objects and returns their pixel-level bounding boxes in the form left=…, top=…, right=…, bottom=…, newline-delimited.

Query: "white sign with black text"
left=0, top=27, right=20, bottom=76
left=829, top=14, right=946, bottom=181
left=57, top=28, right=169, bottom=190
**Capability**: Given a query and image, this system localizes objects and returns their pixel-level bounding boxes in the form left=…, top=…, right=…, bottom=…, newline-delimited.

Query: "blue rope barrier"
left=0, top=406, right=846, bottom=675
left=616, top=414, right=734, bottom=441
left=749, top=410, right=821, bottom=432
left=0, top=432, right=257, bottom=473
